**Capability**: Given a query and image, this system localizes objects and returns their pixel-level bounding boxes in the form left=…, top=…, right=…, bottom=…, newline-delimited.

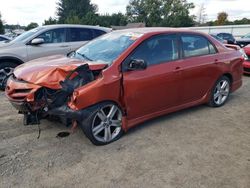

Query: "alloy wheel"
left=92, top=104, right=122, bottom=143
left=0, top=67, right=14, bottom=89
left=213, top=79, right=230, bottom=105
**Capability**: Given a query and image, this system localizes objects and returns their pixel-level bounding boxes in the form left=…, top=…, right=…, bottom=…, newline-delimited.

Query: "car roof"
left=38, top=24, right=112, bottom=32
left=112, top=27, right=210, bottom=37
left=211, top=32, right=233, bottom=35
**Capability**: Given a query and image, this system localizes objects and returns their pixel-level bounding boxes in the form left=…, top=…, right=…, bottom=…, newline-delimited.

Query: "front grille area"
left=14, top=89, right=32, bottom=93
left=244, top=67, right=250, bottom=73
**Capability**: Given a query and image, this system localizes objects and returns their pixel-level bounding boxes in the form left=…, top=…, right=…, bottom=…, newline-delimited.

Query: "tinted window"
left=181, top=35, right=215, bottom=57
left=37, top=28, right=66, bottom=43
left=69, top=28, right=93, bottom=42
left=223, top=33, right=234, bottom=41
left=0, top=37, right=5, bottom=41
left=130, top=35, right=179, bottom=66
left=93, top=29, right=106, bottom=38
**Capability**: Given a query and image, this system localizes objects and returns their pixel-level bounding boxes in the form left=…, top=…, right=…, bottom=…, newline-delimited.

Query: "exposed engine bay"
left=9, top=63, right=103, bottom=126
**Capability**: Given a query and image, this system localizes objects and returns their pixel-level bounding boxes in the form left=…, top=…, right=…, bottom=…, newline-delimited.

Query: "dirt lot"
left=0, top=76, right=250, bottom=188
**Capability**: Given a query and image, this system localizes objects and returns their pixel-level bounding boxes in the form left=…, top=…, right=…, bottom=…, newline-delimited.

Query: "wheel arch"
left=87, top=100, right=126, bottom=116
left=222, top=73, right=233, bottom=85
left=0, top=56, right=24, bottom=66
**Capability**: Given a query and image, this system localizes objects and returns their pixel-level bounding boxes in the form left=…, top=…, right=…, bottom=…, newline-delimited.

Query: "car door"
left=68, top=28, right=94, bottom=51
left=122, top=34, right=183, bottom=120
left=179, top=34, right=222, bottom=104
left=26, top=28, right=71, bottom=61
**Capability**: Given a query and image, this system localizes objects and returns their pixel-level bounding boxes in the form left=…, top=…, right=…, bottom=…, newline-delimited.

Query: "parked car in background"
left=211, top=32, right=237, bottom=45
left=6, top=28, right=243, bottom=145
left=0, top=24, right=112, bottom=90
left=236, top=33, right=250, bottom=47
left=0, top=35, right=11, bottom=42
left=242, top=45, right=250, bottom=74
left=210, top=35, right=248, bottom=71
left=210, top=34, right=227, bottom=44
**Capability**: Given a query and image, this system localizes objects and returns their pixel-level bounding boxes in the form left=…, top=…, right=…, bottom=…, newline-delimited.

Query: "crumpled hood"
left=14, top=55, right=107, bottom=89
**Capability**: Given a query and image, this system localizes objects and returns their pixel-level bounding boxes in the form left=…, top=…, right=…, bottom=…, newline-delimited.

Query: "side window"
left=217, top=33, right=224, bottom=39
left=0, top=37, right=4, bottom=41
left=209, top=42, right=217, bottom=54
left=224, top=33, right=234, bottom=41
left=92, top=29, right=106, bottom=38
left=37, top=28, right=66, bottom=44
left=181, top=34, right=215, bottom=57
left=69, top=28, right=93, bottom=42
left=130, top=34, right=179, bottom=66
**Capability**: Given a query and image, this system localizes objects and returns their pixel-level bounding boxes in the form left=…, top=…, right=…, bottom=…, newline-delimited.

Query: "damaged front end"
left=6, top=63, right=101, bottom=125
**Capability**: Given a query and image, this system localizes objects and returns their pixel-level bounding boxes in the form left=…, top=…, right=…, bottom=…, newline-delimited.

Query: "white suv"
left=0, top=24, right=111, bottom=90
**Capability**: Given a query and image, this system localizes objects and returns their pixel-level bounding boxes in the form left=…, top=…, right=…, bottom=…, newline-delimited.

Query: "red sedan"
left=6, top=28, right=243, bottom=145
left=243, top=45, right=250, bottom=74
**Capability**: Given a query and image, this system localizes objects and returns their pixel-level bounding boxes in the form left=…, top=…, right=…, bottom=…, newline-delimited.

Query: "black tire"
left=0, top=62, right=17, bottom=90
left=80, top=102, right=124, bottom=146
left=208, top=76, right=231, bottom=107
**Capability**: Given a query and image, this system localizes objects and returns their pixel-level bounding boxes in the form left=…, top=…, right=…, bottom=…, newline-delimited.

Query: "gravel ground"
left=0, top=76, right=250, bottom=188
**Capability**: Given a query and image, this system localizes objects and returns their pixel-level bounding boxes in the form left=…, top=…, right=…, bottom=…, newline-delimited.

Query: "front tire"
left=0, top=62, right=17, bottom=90
left=80, top=102, right=123, bottom=145
left=208, top=76, right=231, bottom=107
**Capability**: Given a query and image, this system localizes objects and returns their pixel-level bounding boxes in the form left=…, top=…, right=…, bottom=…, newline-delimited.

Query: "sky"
left=0, top=0, right=250, bottom=26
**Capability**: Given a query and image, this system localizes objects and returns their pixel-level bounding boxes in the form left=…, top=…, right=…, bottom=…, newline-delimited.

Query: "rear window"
left=69, top=28, right=93, bottom=42
left=181, top=34, right=216, bottom=58
left=92, top=29, right=106, bottom=38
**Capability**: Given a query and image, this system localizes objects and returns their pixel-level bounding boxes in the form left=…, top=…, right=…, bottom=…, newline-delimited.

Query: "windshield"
left=242, top=33, right=250, bottom=38
left=11, top=27, right=43, bottom=43
left=73, top=31, right=143, bottom=64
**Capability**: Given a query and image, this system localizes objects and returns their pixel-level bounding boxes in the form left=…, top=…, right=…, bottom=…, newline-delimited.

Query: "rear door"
left=67, top=28, right=94, bottom=51
left=179, top=34, right=222, bottom=104
left=27, top=28, right=70, bottom=61
left=122, top=34, right=183, bottom=120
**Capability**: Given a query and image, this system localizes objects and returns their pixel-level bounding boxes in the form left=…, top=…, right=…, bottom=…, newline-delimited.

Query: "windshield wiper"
left=77, top=52, right=93, bottom=61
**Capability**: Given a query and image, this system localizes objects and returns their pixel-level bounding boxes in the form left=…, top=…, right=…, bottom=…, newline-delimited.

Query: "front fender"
left=68, top=73, right=122, bottom=111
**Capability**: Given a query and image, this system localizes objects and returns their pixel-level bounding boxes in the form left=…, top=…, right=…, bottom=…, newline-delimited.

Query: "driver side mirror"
left=127, top=59, right=147, bottom=71
left=30, top=38, right=44, bottom=45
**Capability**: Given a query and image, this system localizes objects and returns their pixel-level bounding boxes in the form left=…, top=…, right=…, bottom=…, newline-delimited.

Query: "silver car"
left=0, top=24, right=111, bottom=90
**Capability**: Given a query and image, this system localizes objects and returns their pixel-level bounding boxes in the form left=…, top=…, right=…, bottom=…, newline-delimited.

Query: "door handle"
left=174, top=66, right=181, bottom=71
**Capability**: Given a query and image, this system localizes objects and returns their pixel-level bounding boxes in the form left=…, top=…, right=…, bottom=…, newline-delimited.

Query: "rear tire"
left=208, top=76, right=231, bottom=107
left=80, top=102, right=123, bottom=145
left=0, top=62, right=17, bottom=90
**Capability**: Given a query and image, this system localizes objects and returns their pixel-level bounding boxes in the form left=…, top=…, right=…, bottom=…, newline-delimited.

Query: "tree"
left=26, top=22, right=39, bottom=31
left=0, top=12, right=4, bottom=34
left=43, top=17, right=57, bottom=25
left=126, top=0, right=195, bottom=27
left=98, top=13, right=127, bottom=27
left=216, top=12, right=228, bottom=25
left=196, top=3, right=207, bottom=26
left=56, top=0, right=97, bottom=24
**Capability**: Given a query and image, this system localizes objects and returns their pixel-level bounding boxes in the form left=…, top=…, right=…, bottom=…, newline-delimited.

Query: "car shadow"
left=126, top=104, right=207, bottom=136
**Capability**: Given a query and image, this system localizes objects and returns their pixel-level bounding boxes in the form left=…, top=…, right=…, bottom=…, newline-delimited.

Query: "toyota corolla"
left=5, top=28, right=243, bottom=145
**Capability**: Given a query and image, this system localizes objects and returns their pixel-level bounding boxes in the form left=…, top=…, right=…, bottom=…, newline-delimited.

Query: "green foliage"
left=97, top=13, right=128, bottom=27
left=25, top=22, right=39, bottom=31
left=126, top=0, right=195, bottom=27
left=215, top=12, right=228, bottom=26
left=53, top=0, right=128, bottom=27
left=0, top=12, right=4, bottom=34
left=43, top=17, right=57, bottom=25
left=57, top=0, right=97, bottom=24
